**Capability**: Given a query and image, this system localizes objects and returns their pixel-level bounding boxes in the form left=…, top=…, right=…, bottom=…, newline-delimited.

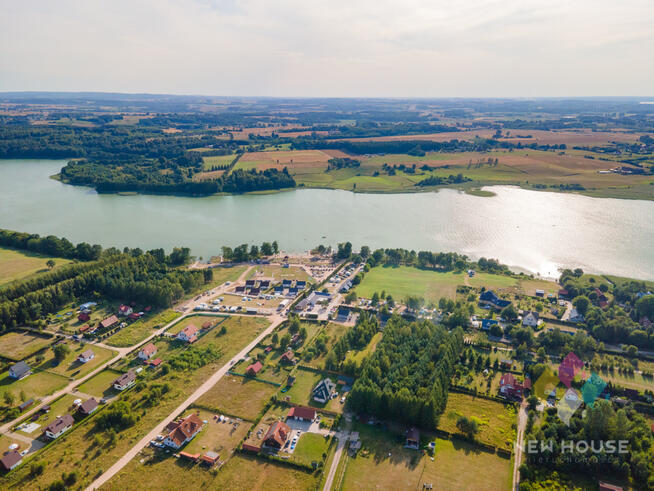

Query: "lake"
left=1, top=159, right=653, bottom=280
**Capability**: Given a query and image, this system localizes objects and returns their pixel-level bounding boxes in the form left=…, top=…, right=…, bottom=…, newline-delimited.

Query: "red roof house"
left=499, top=373, right=525, bottom=399
left=100, top=315, right=119, bottom=329
left=78, top=312, right=91, bottom=322
left=287, top=406, right=316, bottom=421
left=246, top=361, right=263, bottom=376
left=263, top=421, right=290, bottom=449
left=163, top=413, right=204, bottom=449
left=176, top=325, right=199, bottom=343
left=280, top=350, right=295, bottom=364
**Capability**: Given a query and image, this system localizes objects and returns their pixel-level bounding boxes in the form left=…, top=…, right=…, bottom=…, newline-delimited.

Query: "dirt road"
left=512, top=399, right=528, bottom=490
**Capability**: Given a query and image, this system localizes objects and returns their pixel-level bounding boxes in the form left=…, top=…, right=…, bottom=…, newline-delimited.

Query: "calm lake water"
left=1, top=159, right=654, bottom=280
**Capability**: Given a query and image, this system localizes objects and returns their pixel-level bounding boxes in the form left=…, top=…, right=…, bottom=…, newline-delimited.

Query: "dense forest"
left=347, top=316, right=464, bottom=429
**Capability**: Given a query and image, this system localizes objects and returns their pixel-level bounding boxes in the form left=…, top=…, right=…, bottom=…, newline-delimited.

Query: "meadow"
left=0, top=331, right=54, bottom=361
left=0, top=246, right=73, bottom=287
left=196, top=375, right=278, bottom=421
left=104, top=309, right=181, bottom=347
left=33, top=342, right=116, bottom=379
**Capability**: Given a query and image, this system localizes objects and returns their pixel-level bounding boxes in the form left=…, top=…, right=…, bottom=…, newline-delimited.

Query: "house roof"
left=140, top=343, right=157, bottom=357
left=10, top=361, right=30, bottom=377
left=79, top=324, right=93, bottom=333
left=201, top=451, right=220, bottom=464
left=264, top=421, right=290, bottom=447
left=406, top=427, right=420, bottom=442
left=114, top=371, right=136, bottom=386
left=167, top=413, right=204, bottom=447
left=100, top=314, right=119, bottom=329
left=247, top=361, right=263, bottom=374
left=79, top=349, right=94, bottom=359
left=45, top=414, right=74, bottom=434
left=79, top=398, right=98, bottom=414
left=179, top=325, right=199, bottom=338
left=288, top=406, right=316, bottom=420
left=148, top=358, right=163, bottom=367
left=280, top=350, right=294, bottom=362
left=524, top=311, right=539, bottom=320
left=118, top=304, right=131, bottom=313
left=0, top=450, right=22, bottom=470
left=599, top=483, right=623, bottom=491
left=500, top=373, right=517, bottom=386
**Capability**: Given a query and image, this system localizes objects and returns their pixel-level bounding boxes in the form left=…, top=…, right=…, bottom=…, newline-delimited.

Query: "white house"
left=138, top=343, right=158, bottom=360
left=163, top=413, right=204, bottom=449
left=113, top=371, right=136, bottom=391
left=176, top=325, right=199, bottom=343
left=45, top=414, right=74, bottom=439
left=77, top=349, right=95, bottom=363
left=522, top=311, right=540, bottom=327
left=9, top=361, right=31, bottom=380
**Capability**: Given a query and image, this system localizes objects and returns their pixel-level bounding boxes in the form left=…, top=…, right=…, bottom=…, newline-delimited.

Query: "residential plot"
left=247, top=264, right=313, bottom=283
left=33, top=342, right=116, bottom=379
left=303, top=322, right=349, bottom=369
left=76, top=368, right=125, bottom=399
left=182, top=408, right=250, bottom=456
left=437, top=392, right=516, bottom=450
left=281, top=368, right=343, bottom=413
left=0, top=331, right=54, bottom=361
left=167, top=314, right=227, bottom=336
left=104, top=309, right=181, bottom=347
left=0, top=369, right=68, bottom=402
left=196, top=375, right=278, bottom=421
left=0, top=246, right=73, bottom=287
left=14, top=393, right=85, bottom=437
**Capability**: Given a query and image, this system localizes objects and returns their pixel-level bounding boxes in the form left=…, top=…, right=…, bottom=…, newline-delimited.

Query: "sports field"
left=0, top=247, right=73, bottom=287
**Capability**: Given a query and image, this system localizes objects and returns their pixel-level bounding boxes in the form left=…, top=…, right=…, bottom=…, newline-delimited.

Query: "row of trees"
left=221, top=240, right=279, bottom=262
left=347, top=317, right=464, bottom=429
left=0, top=229, right=102, bottom=261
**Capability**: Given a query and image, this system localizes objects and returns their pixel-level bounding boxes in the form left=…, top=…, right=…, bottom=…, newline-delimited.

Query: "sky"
left=1, top=0, right=653, bottom=97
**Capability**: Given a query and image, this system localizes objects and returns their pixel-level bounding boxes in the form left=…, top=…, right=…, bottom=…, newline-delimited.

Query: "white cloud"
left=0, top=0, right=652, bottom=96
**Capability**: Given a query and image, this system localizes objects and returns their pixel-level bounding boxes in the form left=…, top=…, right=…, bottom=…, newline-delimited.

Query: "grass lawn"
left=282, top=368, right=343, bottom=413
left=167, top=314, right=228, bottom=335
left=247, top=264, right=312, bottom=283
left=204, top=264, right=248, bottom=289
left=0, top=247, right=73, bottom=287
left=76, top=368, right=124, bottom=399
left=195, top=315, right=268, bottom=350
left=437, top=392, right=516, bottom=450
left=292, top=432, right=329, bottom=466
left=196, top=375, right=278, bottom=421
left=345, top=332, right=382, bottom=369
left=420, top=438, right=512, bottom=491
left=14, top=393, right=83, bottom=436
left=0, top=434, right=22, bottom=454
left=355, top=266, right=465, bottom=303
left=104, top=310, right=182, bottom=347
left=468, top=272, right=519, bottom=291
left=182, top=408, right=250, bottom=456
left=0, top=370, right=68, bottom=402
left=34, top=342, right=116, bottom=379
left=104, top=451, right=319, bottom=491
left=0, top=331, right=54, bottom=361
left=201, top=154, right=236, bottom=170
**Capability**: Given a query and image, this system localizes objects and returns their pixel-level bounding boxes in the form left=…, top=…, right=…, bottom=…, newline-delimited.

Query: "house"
left=78, top=398, right=99, bottom=415
left=288, top=288, right=298, bottom=297
left=499, top=373, right=525, bottom=399
left=138, top=343, right=158, bottom=360
left=245, top=279, right=256, bottom=288
left=290, top=333, right=303, bottom=346
left=481, top=318, right=498, bottom=331
left=201, top=451, right=220, bottom=466
left=100, top=314, right=119, bottom=330
left=249, top=287, right=261, bottom=296
left=262, top=421, right=290, bottom=450
left=535, top=289, right=545, bottom=297
left=286, top=375, right=296, bottom=387
left=78, top=301, right=97, bottom=311
left=274, top=286, right=283, bottom=295
left=522, top=311, right=540, bottom=327
left=479, top=290, right=511, bottom=309
left=118, top=304, right=133, bottom=316
left=0, top=450, right=22, bottom=471
left=77, top=312, right=91, bottom=322
left=113, top=371, right=136, bottom=391
left=499, top=359, right=513, bottom=369
left=148, top=358, right=163, bottom=368
left=336, top=307, right=350, bottom=323
left=405, top=427, right=420, bottom=450
left=246, top=361, right=263, bottom=376
left=259, top=280, right=271, bottom=289
left=77, top=349, right=95, bottom=363
left=280, top=350, right=295, bottom=364
left=568, top=307, right=585, bottom=323
left=79, top=324, right=94, bottom=334
left=163, top=413, right=204, bottom=449
left=44, top=414, right=74, bottom=439
left=235, top=286, right=246, bottom=293
left=295, top=281, right=307, bottom=290
left=179, top=451, right=200, bottom=461
left=282, top=279, right=292, bottom=288
left=594, top=289, right=609, bottom=308
left=9, top=361, right=31, bottom=380
left=287, top=406, right=316, bottom=422
left=128, top=312, right=142, bottom=321
left=313, top=378, right=336, bottom=403
left=558, top=289, right=569, bottom=299
left=177, top=325, right=199, bottom=343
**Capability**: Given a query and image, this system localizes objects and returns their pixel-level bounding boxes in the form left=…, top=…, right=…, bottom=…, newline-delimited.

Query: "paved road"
left=512, top=399, right=528, bottom=491
left=0, top=267, right=254, bottom=445
left=86, top=314, right=284, bottom=490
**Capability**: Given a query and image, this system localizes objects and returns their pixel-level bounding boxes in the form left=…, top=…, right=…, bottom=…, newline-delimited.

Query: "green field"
left=201, top=154, right=236, bottom=170
left=282, top=368, right=343, bottom=413
left=76, top=368, right=125, bottom=399
left=0, top=247, right=73, bottom=287
left=196, top=375, right=278, bottom=421
left=437, top=392, right=516, bottom=450
left=293, top=432, right=330, bottom=466
left=104, top=310, right=181, bottom=347
left=247, top=264, right=312, bottom=282
left=0, top=369, right=68, bottom=402
left=34, top=342, right=116, bottom=379
left=355, top=265, right=518, bottom=303
left=341, top=424, right=511, bottom=491
left=0, top=331, right=54, bottom=361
